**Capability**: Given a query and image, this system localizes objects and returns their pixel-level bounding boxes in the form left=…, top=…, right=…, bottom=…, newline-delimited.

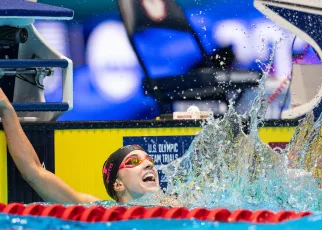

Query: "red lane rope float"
left=22, top=204, right=45, bottom=216
left=62, top=205, right=86, bottom=221
left=163, top=207, right=189, bottom=219
left=294, top=211, right=312, bottom=218
left=0, top=203, right=313, bottom=224
left=267, top=77, right=290, bottom=103
left=41, top=204, right=66, bottom=218
left=101, top=206, right=126, bottom=222
left=250, top=210, right=275, bottom=223
left=228, top=209, right=252, bottom=222
left=143, top=207, right=168, bottom=219
left=0, top=203, right=6, bottom=212
left=206, top=208, right=231, bottom=222
left=3, top=203, right=25, bottom=215
left=80, top=206, right=105, bottom=222
left=187, top=208, right=210, bottom=221
left=274, top=210, right=296, bottom=222
left=122, top=206, right=147, bottom=220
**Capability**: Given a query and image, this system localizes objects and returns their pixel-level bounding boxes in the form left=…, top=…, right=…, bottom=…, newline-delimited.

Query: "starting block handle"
left=12, top=102, right=69, bottom=112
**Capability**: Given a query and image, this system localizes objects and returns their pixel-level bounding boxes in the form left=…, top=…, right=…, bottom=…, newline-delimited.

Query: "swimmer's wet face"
left=102, top=145, right=159, bottom=203
left=117, top=150, right=159, bottom=197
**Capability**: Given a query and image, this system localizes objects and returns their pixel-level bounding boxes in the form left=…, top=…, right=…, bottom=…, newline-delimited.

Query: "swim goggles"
left=118, top=155, right=154, bottom=170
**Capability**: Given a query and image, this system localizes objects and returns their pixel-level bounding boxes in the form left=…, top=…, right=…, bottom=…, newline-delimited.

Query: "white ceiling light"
left=86, top=21, right=142, bottom=102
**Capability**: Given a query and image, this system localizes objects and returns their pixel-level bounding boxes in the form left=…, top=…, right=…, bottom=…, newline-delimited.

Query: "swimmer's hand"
left=0, top=88, right=14, bottom=116
left=0, top=87, right=100, bottom=203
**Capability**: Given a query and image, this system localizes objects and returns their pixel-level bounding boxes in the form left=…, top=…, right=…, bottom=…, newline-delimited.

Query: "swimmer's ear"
left=113, top=179, right=125, bottom=192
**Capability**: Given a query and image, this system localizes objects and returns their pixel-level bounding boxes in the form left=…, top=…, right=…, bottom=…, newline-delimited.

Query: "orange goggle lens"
left=119, top=156, right=154, bottom=170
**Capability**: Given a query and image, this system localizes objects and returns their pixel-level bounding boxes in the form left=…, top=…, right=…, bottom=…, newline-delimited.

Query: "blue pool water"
left=1, top=212, right=322, bottom=230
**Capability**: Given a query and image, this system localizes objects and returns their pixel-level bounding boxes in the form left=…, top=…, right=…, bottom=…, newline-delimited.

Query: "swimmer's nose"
left=144, top=160, right=153, bottom=169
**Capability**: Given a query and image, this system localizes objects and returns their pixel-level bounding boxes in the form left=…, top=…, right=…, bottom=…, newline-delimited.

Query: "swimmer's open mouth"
left=142, top=172, right=156, bottom=182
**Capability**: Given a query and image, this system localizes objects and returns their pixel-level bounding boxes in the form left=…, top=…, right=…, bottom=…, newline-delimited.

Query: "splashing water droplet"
left=129, top=43, right=322, bottom=211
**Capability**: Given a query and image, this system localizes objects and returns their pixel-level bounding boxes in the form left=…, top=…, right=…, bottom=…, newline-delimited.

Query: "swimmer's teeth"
left=143, top=172, right=155, bottom=182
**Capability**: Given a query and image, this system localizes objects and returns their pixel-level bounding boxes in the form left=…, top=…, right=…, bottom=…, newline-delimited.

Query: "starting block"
left=0, top=0, right=74, bottom=121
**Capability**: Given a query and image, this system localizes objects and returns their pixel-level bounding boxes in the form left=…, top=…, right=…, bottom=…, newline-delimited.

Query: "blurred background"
left=36, top=0, right=321, bottom=121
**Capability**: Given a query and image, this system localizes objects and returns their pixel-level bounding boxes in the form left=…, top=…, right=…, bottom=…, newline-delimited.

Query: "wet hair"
left=102, top=145, right=144, bottom=200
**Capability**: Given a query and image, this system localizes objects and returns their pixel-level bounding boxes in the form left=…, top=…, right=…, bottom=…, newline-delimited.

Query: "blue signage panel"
left=123, top=136, right=195, bottom=189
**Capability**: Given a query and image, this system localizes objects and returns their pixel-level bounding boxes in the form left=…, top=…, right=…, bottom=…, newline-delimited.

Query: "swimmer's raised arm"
left=0, top=88, right=99, bottom=204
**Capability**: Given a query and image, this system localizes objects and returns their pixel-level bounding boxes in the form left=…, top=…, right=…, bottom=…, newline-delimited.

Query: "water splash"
left=130, top=45, right=322, bottom=212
